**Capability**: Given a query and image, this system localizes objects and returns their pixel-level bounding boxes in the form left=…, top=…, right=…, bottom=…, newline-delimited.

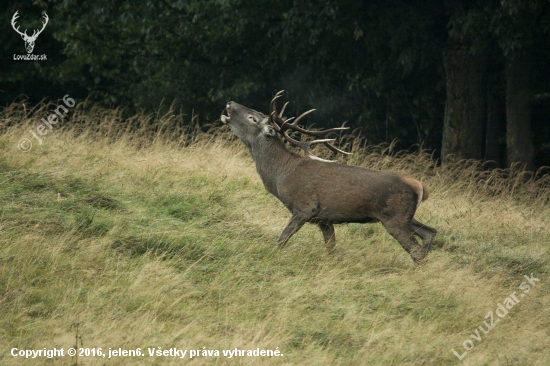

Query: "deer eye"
left=248, top=116, right=258, bottom=123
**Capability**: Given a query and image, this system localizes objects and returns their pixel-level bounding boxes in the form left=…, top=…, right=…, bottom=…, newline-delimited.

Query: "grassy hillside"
left=1, top=102, right=549, bottom=365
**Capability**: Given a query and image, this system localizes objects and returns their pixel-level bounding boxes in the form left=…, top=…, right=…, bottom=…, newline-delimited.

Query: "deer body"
left=221, top=94, right=436, bottom=263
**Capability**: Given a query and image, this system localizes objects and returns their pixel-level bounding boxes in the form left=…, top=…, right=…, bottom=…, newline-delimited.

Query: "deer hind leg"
left=318, top=222, right=336, bottom=252
left=411, top=218, right=437, bottom=251
left=382, top=219, right=428, bottom=264
left=278, top=214, right=307, bottom=248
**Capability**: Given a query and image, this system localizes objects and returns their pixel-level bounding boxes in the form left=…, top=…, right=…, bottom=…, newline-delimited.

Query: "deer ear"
left=263, top=125, right=277, bottom=137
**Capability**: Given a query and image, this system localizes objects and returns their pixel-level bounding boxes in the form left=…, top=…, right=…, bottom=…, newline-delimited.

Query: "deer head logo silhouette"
left=11, top=11, right=49, bottom=54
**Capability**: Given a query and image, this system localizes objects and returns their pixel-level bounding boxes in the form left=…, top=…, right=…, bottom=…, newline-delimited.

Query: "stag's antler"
left=269, top=90, right=351, bottom=162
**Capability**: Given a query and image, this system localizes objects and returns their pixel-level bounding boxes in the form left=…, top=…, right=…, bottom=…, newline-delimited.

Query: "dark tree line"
left=442, top=0, right=550, bottom=170
left=1, top=0, right=550, bottom=169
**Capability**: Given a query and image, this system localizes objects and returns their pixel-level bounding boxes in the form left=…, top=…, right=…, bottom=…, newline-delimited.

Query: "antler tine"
left=274, top=90, right=284, bottom=98
left=291, top=109, right=316, bottom=127
left=269, top=111, right=282, bottom=132
left=278, top=101, right=289, bottom=119
left=324, top=141, right=352, bottom=155
left=283, top=132, right=338, bottom=162
left=269, top=90, right=285, bottom=115
left=284, top=124, right=349, bottom=137
left=279, top=116, right=294, bottom=130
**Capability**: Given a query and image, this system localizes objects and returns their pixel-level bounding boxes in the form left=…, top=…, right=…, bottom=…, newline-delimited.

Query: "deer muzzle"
left=221, top=102, right=231, bottom=124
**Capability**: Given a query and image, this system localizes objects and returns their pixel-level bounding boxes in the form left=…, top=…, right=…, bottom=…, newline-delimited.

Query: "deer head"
left=11, top=11, right=49, bottom=54
left=221, top=91, right=351, bottom=162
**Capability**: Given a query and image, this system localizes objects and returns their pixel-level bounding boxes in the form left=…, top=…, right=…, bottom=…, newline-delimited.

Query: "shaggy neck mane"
left=249, top=135, right=303, bottom=197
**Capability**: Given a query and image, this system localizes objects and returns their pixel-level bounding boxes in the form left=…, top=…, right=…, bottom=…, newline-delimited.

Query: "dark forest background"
left=1, top=0, right=550, bottom=169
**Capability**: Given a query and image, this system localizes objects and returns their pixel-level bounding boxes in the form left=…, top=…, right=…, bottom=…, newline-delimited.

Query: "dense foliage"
left=1, top=0, right=549, bottom=166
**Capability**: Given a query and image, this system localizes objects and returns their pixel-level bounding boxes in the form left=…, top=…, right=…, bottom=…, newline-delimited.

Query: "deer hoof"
left=411, top=247, right=429, bottom=264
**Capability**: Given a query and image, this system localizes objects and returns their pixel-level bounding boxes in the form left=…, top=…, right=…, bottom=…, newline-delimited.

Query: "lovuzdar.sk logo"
left=11, top=10, right=48, bottom=61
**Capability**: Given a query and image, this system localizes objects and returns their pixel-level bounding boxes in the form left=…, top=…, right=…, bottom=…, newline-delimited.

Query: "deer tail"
left=421, top=182, right=429, bottom=202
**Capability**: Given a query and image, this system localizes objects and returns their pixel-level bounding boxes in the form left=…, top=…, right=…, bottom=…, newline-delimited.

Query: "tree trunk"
left=484, top=90, right=505, bottom=168
left=441, top=45, right=487, bottom=163
left=505, top=52, right=534, bottom=171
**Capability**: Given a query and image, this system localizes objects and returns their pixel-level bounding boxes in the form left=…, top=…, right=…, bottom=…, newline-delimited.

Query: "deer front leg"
left=318, top=222, right=336, bottom=252
left=278, top=214, right=307, bottom=248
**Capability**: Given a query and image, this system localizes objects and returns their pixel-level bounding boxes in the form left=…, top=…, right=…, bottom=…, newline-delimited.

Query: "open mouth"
left=221, top=102, right=231, bottom=124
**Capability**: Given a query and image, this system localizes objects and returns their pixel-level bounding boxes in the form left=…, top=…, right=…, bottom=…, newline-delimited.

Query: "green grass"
left=0, top=102, right=549, bottom=365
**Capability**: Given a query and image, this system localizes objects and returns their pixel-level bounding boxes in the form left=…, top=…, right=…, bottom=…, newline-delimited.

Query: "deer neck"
left=249, top=136, right=302, bottom=197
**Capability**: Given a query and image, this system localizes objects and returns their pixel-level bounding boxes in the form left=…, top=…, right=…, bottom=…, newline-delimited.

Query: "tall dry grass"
left=0, top=101, right=549, bottom=365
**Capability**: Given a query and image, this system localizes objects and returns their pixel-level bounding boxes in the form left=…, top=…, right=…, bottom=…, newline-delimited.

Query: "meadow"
left=0, top=102, right=549, bottom=365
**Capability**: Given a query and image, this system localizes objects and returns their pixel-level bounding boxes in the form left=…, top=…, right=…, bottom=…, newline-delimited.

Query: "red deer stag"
left=220, top=91, right=436, bottom=264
